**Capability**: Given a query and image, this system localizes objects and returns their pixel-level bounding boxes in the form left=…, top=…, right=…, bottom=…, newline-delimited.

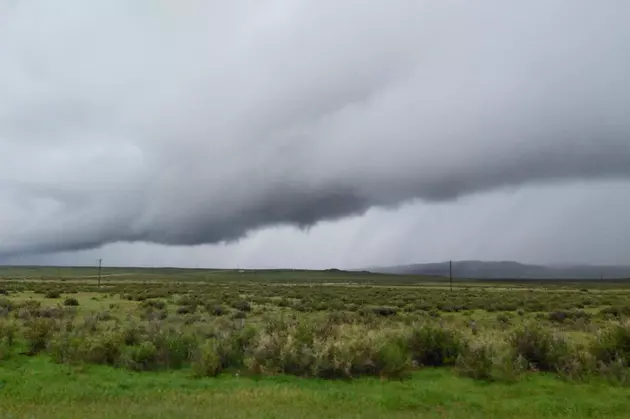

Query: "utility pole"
left=98, top=259, right=102, bottom=288
left=449, top=260, right=453, bottom=292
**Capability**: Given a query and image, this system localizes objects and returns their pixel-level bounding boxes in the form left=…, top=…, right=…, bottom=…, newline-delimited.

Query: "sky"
left=1, top=1, right=630, bottom=269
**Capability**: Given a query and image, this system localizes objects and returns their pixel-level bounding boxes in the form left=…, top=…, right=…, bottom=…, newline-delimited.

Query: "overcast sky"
left=1, top=1, right=630, bottom=269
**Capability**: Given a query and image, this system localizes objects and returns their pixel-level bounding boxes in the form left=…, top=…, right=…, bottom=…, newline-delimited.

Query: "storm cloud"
left=1, top=0, right=630, bottom=257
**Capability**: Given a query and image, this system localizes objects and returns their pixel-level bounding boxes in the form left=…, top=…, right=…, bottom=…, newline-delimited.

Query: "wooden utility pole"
left=449, top=260, right=453, bottom=292
left=98, top=259, right=102, bottom=288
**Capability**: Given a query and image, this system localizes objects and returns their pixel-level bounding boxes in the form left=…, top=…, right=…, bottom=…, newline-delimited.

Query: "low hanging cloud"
left=1, top=0, right=630, bottom=256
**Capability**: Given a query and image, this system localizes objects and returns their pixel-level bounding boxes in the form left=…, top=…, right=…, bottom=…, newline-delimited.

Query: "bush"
left=0, top=319, right=17, bottom=347
left=493, top=352, right=528, bottom=383
left=80, top=332, right=125, bottom=365
left=121, top=341, right=159, bottom=371
left=148, top=326, right=197, bottom=369
left=508, top=325, right=571, bottom=372
left=456, top=341, right=495, bottom=381
left=0, top=298, right=12, bottom=312
left=407, top=325, right=464, bottom=367
left=63, top=297, right=79, bottom=307
left=177, top=305, right=196, bottom=315
left=232, top=300, right=252, bottom=312
left=360, top=306, right=398, bottom=317
left=45, top=290, right=61, bottom=299
left=23, top=318, right=57, bottom=355
left=140, top=300, right=167, bottom=310
left=121, top=323, right=144, bottom=346
left=548, top=310, right=590, bottom=324
left=308, top=331, right=378, bottom=378
left=591, top=322, right=630, bottom=366
left=556, top=349, right=595, bottom=382
left=48, top=331, right=83, bottom=365
left=232, top=311, right=247, bottom=320
left=375, top=341, right=409, bottom=378
left=191, top=340, right=223, bottom=378
left=141, top=308, right=168, bottom=321
left=548, top=311, right=569, bottom=323
left=245, top=319, right=409, bottom=379
left=600, top=306, right=630, bottom=319
left=326, top=311, right=357, bottom=325
left=598, top=358, right=630, bottom=386
left=175, top=295, right=199, bottom=306
left=208, top=305, right=227, bottom=316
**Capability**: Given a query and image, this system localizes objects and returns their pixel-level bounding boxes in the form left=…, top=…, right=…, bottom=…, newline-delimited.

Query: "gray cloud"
left=1, top=0, right=630, bottom=257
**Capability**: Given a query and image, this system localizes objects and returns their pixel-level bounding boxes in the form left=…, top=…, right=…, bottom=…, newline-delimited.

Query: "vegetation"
left=1, top=266, right=630, bottom=417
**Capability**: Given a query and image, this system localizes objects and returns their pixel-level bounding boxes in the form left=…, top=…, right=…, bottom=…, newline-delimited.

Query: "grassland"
left=1, top=266, right=630, bottom=418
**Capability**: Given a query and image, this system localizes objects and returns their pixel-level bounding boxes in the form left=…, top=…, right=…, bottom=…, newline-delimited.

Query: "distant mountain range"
left=367, top=261, right=630, bottom=279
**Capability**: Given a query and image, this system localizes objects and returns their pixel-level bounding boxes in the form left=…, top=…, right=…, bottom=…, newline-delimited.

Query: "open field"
left=2, top=266, right=630, bottom=418
left=3, top=357, right=630, bottom=419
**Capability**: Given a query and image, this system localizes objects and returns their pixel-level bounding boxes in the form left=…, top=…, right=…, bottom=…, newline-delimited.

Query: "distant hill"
left=367, top=261, right=630, bottom=279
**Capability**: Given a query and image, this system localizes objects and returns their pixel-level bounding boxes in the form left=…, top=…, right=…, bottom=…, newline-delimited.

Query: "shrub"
left=600, top=306, right=630, bottom=319
left=310, top=328, right=411, bottom=379
left=493, top=352, right=528, bottom=383
left=456, top=341, right=495, bottom=381
left=0, top=319, right=17, bottom=347
left=140, top=300, right=167, bottom=310
left=177, top=305, right=196, bottom=315
left=556, top=349, right=595, bottom=382
left=175, top=295, right=198, bottom=306
left=141, top=308, right=168, bottom=321
left=308, top=331, right=375, bottom=378
left=326, top=311, right=357, bottom=325
left=37, top=306, right=67, bottom=319
left=407, top=325, right=464, bottom=367
left=548, top=311, right=568, bottom=323
left=245, top=320, right=408, bottom=379
left=232, top=300, right=252, bottom=312
left=276, top=298, right=292, bottom=308
left=591, top=322, right=630, bottom=366
left=63, top=297, right=79, bottom=307
left=0, top=298, right=12, bottom=312
left=45, top=290, right=61, bottom=299
left=121, top=341, right=159, bottom=371
left=372, top=306, right=399, bottom=317
left=191, top=340, right=223, bottom=378
left=48, top=331, right=83, bottom=365
left=232, top=311, right=247, bottom=320
left=147, top=326, right=196, bottom=369
left=548, top=310, right=590, bottom=324
left=23, top=318, right=57, bottom=355
left=598, top=358, right=630, bottom=386
left=508, top=325, right=571, bottom=372
left=375, top=341, right=409, bottom=378
left=121, top=323, right=144, bottom=346
left=81, top=332, right=125, bottom=365
left=208, top=305, right=227, bottom=316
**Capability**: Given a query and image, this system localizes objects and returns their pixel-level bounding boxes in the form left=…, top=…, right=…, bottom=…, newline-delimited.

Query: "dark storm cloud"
left=1, top=0, right=630, bottom=256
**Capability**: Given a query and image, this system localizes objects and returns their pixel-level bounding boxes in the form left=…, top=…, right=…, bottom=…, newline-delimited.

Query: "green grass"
left=0, top=357, right=629, bottom=419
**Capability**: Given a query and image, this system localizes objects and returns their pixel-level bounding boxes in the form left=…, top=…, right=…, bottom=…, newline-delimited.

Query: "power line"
left=449, top=260, right=453, bottom=292
left=98, top=258, right=102, bottom=288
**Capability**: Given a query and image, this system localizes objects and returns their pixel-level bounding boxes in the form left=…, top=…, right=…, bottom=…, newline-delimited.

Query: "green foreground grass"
left=1, top=357, right=629, bottom=419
